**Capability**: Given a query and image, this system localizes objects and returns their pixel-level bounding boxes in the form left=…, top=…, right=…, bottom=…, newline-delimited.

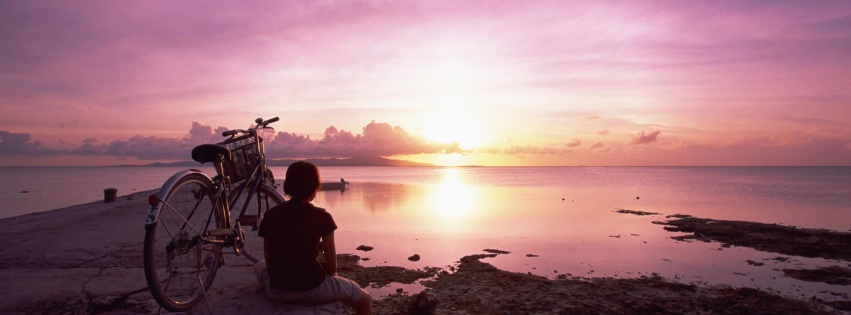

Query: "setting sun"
left=423, top=110, right=485, bottom=150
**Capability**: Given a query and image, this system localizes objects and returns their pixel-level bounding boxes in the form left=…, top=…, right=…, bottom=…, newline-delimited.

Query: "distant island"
left=135, top=156, right=435, bottom=167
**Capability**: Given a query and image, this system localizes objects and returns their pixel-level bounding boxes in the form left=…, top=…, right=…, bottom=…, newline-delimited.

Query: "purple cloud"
left=0, top=120, right=463, bottom=161
left=0, top=131, right=59, bottom=156
left=267, top=121, right=461, bottom=158
left=628, top=131, right=661, bottom=145
left=565, top=138, right=582, bottom=147
left=68, top=136, right=190, bottom=160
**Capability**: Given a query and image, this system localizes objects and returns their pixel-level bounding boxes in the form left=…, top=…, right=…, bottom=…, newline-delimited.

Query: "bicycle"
left=143, top=117, right=284, bottom=312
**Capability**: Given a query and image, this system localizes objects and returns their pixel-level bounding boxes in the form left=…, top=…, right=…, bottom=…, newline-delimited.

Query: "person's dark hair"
left=283, top=161, right=320, bottom=202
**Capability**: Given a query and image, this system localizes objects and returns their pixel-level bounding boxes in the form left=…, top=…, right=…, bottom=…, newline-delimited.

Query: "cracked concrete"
left=0, top=190, right=156, bottom=314
left=0, top=190, right=231, bottom=314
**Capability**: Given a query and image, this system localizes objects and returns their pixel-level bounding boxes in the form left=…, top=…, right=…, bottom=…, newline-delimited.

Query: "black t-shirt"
left=258, top=200, right=337, bottom=290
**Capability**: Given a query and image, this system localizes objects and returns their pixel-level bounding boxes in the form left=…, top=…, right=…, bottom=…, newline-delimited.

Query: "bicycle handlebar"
left=263, top=117, right=280, bottom=125
left=221, top=117, right=280, bottom=138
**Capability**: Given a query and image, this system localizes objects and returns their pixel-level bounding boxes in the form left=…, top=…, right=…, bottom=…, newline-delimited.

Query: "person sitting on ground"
left=254, top=161, right=372, bottom=314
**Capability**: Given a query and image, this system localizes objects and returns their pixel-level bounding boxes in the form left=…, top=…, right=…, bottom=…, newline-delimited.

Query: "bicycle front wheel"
left=239, top=185, right=284, bottom=263
left=144, top=173, right=223, bottom=312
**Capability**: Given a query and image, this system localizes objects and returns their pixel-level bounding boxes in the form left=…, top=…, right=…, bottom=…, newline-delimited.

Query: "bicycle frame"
left=220, top=152, right=265, bottom=224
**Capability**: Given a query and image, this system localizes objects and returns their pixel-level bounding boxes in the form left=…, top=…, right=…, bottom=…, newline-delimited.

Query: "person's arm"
left=264, top=238, right=271, bottom=263
left=322, top=231, right=337, bottom=276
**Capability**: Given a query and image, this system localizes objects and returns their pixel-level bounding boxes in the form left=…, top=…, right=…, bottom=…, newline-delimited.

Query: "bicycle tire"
left=238, top=184, right=284, bottom=263
left=143, top=173, right=224, bottom=312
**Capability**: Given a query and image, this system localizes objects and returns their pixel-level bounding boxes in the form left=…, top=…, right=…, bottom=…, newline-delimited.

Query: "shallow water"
left=1, top=166, right=849, bottom=300
left=308, top=167, right=851, bottom=300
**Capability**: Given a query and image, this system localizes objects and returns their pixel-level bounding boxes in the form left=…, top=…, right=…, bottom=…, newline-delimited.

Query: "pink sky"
left=1, top=1, right=850, bottom=166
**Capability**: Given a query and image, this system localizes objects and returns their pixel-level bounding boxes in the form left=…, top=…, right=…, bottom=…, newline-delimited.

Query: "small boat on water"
left=320, top=178, right=350, bottom=191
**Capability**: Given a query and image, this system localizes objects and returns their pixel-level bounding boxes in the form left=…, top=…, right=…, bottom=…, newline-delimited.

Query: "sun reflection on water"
left=427, top=168, right=478, bottom=221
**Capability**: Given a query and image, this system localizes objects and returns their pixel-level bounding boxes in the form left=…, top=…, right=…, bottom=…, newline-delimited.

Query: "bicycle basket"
left=222, top=136, right=261, bottom=183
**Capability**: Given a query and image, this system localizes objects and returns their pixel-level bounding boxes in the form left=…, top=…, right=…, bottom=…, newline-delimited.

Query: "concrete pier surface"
left=0, top=190, right=277, bottom=314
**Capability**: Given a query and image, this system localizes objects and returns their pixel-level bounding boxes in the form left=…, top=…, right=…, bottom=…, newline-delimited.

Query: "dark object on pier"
left=104, top=188, right=117, bottom=202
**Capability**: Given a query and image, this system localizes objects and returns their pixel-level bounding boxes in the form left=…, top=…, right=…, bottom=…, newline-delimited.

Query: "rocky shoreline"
left=653, top=214, right=851, bottom=261
left=364, top=253, right=843, bottom=314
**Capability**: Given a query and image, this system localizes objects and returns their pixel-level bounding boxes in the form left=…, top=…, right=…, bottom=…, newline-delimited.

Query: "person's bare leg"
left=346, top=288, right=372, bottom=315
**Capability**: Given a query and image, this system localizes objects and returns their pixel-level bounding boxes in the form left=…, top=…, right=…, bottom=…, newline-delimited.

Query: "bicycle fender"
left=144, top=169, right=215, bottom=227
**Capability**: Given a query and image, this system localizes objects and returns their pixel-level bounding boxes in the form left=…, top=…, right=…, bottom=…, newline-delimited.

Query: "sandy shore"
left=0, top=191, right=848, bottom=314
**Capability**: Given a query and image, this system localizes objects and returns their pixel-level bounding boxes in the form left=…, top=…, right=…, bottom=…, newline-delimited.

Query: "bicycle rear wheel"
left=238, top=184, right=284, bottom=263
left=144, top=173, right=223, bottom=312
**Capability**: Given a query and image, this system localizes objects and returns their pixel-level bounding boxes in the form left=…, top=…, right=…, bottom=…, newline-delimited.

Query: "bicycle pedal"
left=239, top=215, right=258, bottom=227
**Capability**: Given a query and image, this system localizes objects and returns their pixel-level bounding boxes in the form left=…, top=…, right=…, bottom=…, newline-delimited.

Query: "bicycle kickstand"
left=198, top=275, right=214, bottom=315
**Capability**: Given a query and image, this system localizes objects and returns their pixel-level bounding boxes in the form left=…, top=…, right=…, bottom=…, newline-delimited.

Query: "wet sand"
left=0, top=192, right=848, bottom=314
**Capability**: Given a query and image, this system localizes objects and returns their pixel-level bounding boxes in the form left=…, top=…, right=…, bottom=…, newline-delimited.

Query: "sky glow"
left=1, top=1, right=850, bottom=166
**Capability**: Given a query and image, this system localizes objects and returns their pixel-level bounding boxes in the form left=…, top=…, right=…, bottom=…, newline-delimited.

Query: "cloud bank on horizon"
left=0, top=120, right=651, bottom=161
left=3, top=119, right=849, bottom=166
left=1, top=1, right=850, bottom=166
left=0, top=121, right=463, bottom=161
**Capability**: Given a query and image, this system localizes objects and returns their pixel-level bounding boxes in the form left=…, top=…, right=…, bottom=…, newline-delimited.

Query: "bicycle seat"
left=191, top=144, right=232, bottom=163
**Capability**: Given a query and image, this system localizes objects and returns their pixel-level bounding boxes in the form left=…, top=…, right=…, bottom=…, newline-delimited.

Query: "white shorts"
left=254, top=260, right=363, bottom=304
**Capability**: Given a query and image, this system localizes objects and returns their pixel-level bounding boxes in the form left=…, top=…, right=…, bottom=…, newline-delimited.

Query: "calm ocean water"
left=2, top=166, right=847, bottom=228
left=1, top=166, right=849, bottom=300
